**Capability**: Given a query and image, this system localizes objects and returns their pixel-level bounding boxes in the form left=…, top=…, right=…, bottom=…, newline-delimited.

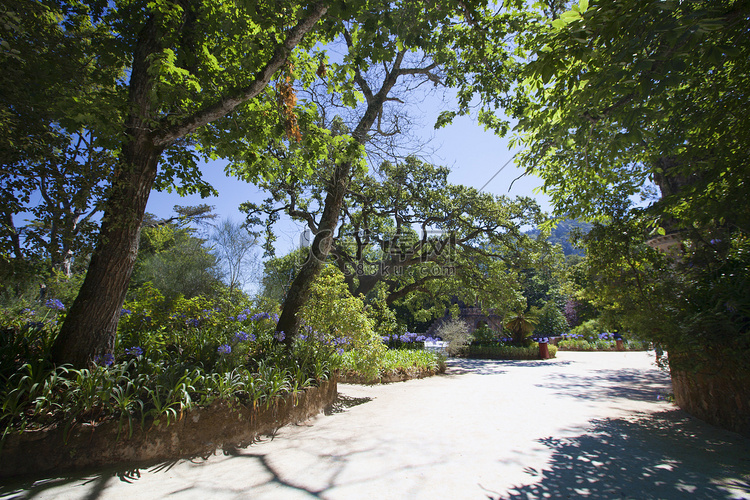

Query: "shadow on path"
left=493, top=410, right=750, bottom=500
left=445, top=358, right=573, bottom=376
left=325, top=394, right=373, bottom=415
left=538, top=368, right=673, bottom=403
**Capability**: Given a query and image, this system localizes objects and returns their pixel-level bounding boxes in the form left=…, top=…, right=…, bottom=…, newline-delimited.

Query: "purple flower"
left=272, top=313, right=279, bottom=323
left=120, top=308, right=132, bottom=316
left=250, top=312, right=270, bottom=321
left=273, top=331, right=286, bottom=342
left=125, top=346, right=143, bottom=357
left=45, top=299, right=65, bottom=311
left=299, top=334, right=308, bottom=341
left=234, top=331, right=249, bottom=342
left=336, top=348, right=345, bottom=355
left=236, top=313, right=247, bottom=322
left=186, top=318, right=200, bottom=327
left=94, top=353, right=115, bottom=367
left=217, top=344, right=232, bottom=355
left=416, top=335, right=426, bottom=342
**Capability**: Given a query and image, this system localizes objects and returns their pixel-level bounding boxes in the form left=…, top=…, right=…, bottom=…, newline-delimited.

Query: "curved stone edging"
left=0, top=377, right=337, bottom=479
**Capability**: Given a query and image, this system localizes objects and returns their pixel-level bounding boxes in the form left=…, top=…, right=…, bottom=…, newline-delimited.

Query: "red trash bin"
left=538, top=340, right=550, bottom=359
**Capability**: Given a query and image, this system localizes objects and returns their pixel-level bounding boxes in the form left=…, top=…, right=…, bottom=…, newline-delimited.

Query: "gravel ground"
left=2, top=351, right=749, bottom=499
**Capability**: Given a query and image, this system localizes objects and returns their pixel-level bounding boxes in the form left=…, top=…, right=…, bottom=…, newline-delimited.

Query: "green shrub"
left=472, top=324, right=498, bottom=344
left=300, top=266, right=385, bottom=380
left=468, top=343, right=557, bottom=360
left=535, top=301, right=570, bottom=337
left=339, top=349, right=445, bottom=383
left=557, top=338, right=651, bottom=351
left=558, top=339, right=595, bottom=351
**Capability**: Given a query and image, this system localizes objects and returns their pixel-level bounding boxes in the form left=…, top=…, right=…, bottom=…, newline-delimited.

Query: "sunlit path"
left=2, top=352, right=748, bottom=500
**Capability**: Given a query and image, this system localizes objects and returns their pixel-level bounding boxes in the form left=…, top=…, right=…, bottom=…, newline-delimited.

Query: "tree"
left=466, top=0, right=750, bottom=433
left=28, top=0, right=336, bottom=366
left=231, top=0, right=542, bottom=343
left=535, top=300, right=570, bottom=338
left=246, top=156, right=546, bottom=321
left=209, top=219, right=259, bottom=296
left=130, top=221, right=221, bottom=304
left=1, top=3, right=121, bottom=278
left=505, top=311, right=537, bottom=347
left=230, top=5, right=491, bottom=344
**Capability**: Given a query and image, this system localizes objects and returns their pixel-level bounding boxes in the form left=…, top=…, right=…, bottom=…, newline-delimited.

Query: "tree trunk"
left=51, top=14, right=164, bottom=367
left=51, top=145, right=163, bottom=366
left=277, top=160, right=354, bottom=346
left=275, top=51, right=404, bottom=344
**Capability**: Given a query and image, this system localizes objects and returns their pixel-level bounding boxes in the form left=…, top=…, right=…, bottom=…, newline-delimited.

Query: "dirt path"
left=2, top=351, right=749, bottom=499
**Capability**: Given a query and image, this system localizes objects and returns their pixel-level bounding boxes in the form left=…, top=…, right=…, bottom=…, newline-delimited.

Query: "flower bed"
left=0, top=376, right=337, bottom=478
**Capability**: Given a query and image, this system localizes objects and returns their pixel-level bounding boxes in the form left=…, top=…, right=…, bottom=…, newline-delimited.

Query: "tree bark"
left=277, top=159, right=353, bottom=346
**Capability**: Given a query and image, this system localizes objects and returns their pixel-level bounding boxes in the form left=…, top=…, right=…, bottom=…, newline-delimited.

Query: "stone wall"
left=0, top=377, right=337, bottom=479
left=670, top=354, right=750, bottom=437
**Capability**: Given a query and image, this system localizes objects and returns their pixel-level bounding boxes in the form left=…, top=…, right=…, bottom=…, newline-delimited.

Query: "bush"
left=558, top=339, right=595, bottom=351
left=0, top=286, right=340, bottom=439
left=557, top=337, right=651, bottom=351
left=535, top=301, right=570, bottom=338
left=436, top=318, right=473, bottom=356
left=472, top=324, right=498, bottom=344
left=339, top=349, right=446, bottom=383
left=468, top=343, right=558, bottom=360
left=300, top=266, right=385, bottom=380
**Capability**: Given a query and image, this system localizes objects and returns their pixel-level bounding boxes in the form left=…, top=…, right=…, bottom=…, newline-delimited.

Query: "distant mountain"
left=529, top=219, right=592, bottom=256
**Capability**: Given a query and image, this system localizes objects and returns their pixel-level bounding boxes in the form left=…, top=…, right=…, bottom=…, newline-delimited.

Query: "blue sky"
left=146, top=110, right=552, bottom=255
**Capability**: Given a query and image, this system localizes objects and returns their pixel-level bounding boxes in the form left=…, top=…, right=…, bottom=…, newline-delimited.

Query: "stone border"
left=0, top=377, right=337, bottom=479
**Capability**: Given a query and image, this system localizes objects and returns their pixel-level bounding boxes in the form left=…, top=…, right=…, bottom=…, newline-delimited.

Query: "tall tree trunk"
left=51, top=145, right=162, bottom=366
left=51, top=14, right=164, bottom=367
left=276, top=49, right=406, bottom=344
left=277, top=159, right=354, bottom=346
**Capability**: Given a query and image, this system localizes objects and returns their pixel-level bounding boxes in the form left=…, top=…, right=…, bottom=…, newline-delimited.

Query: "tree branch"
left=152, top=1, right=330, bottom=146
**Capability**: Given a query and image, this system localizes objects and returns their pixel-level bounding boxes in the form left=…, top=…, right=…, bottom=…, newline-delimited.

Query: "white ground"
left=2, top=351, right=749, bottom=499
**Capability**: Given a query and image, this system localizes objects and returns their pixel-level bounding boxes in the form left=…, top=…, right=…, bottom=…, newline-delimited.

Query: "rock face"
left=0, top=377, right=337, bottom=479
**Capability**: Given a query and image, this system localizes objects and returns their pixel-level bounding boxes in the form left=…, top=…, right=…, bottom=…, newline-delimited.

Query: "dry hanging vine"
left=276, top=65, right=302, bottom=142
